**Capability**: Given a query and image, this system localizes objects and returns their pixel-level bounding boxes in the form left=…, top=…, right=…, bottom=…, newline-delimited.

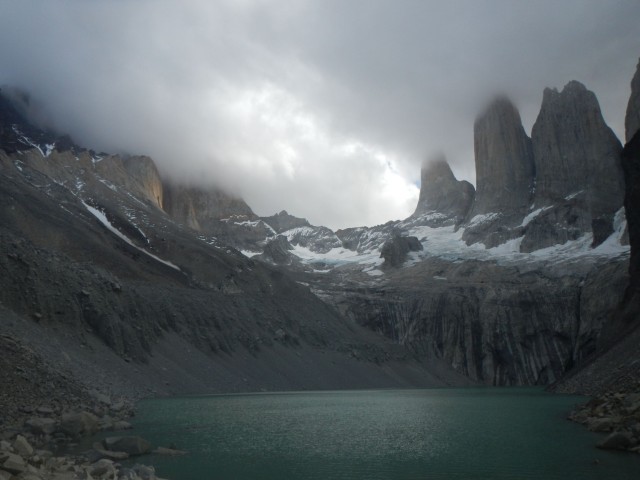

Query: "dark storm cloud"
left=1, top=0, right=639, bottom=228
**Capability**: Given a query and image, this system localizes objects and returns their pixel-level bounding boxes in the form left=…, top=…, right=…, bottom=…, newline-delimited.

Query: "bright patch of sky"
left=1, top=0, right=639, bottom=229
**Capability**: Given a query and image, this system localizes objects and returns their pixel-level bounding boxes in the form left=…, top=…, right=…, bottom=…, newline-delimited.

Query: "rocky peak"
left=468, top=96, right=534, bottom=218
left=531, top=80, right=623, bottom=226
left=261, top=210, right=311, bottom=234
left=413, top=154, right=475, bottom=224
left=626, top=58, right=640, bottom=142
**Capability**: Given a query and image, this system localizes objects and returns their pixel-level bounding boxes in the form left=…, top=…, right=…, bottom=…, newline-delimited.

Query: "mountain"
left=0, top=88, right=469, bottom=417
left=186, top=76, right=631, bottom=388
left=0, top=56, right=637, bottom=411
left=461, top=97, right=534, bottom=247
left=412, top=154, right=475, bottom=226
left=527, top=81, right=624, bottom=251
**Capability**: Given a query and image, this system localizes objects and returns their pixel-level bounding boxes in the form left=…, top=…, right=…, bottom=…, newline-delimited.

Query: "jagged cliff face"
left=531, top=81, right=623, bottom=231
left=462, top=82, right=625, bottom=251
left=460, top=97, right=536, bottom=248
left=320, top=257, right=627, bottom=386
left=626, top=58, right=640, bottom=142
left=469, top=97, right=534, bottom=218
left=413, top=155, right=475, bottom=225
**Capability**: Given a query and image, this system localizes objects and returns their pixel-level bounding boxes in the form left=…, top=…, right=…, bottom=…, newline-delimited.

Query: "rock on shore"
left=569, top=390, right=640, bottom=453
left=0, top=433, right=167, bottom=480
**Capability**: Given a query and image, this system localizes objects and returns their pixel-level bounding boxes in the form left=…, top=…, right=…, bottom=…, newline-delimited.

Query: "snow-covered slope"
left=240, top=206, right=629, bottom=278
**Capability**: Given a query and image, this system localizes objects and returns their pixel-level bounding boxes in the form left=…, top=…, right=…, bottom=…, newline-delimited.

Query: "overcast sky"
left=1, top=0, right=639, bottom=229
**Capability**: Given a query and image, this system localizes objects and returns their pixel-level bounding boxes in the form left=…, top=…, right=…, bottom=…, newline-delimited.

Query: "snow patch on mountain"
left=289, top=244, right=383, bottom=267
left=82, top=201, right=180, bottom=271
left=521, top=207, right=550, bottom=227
left=467, top=212, right=500, bottom=227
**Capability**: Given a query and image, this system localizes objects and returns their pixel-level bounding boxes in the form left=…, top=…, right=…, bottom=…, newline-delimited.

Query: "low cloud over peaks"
left=1, top=0, right=639, bottom=228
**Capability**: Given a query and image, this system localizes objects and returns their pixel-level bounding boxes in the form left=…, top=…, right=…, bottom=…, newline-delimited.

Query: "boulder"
left=12, top=473, right=42, bottom=480
left=597, top=431, right=632, bottom=450
left=35, top=406, right=54, bottom=416
left=587, top=417, right=618, bottom=433
left=102, top=436, right=151, bottom=456
left=152, top=446, right=187, bottom=456
left=59, top=411, right=99, bottom=437
left=89, top=458, right=117, bottom=479
left=1, top=452, right=27, bottom=474
left=89, top=389, right=111, bottom=406
left=87, top=442, right=130, bottom=462
left=12, top=435, right=33, bottom=458
left=380, top=235, right=423, bottom=267
left=24, top=417, right=56, bottom=435
left=624, top=393, right=640, bottom=414
left=109, top=400, right=127, bottom=413
left=132, top=464, right=157, bottom=480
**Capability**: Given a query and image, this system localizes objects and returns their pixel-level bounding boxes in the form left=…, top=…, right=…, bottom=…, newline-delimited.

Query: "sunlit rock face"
left=413, top=154, right=474, bottom=225
left=626, top=58, right=640, bottom=142
left=123, top=156, right=164, bottom=209
left=162, top=182, right=256, bottom=231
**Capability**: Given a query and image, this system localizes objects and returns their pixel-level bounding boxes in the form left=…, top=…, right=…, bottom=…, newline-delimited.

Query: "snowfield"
left=252, top=207, right=630, bottom=275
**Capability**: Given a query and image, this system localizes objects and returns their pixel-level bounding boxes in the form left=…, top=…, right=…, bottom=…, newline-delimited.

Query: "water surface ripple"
left=126, top=388, right=639, bottom=479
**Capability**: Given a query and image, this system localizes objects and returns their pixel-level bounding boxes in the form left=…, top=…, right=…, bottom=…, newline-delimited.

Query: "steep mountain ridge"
left=0, top=90, right=467, bottom=406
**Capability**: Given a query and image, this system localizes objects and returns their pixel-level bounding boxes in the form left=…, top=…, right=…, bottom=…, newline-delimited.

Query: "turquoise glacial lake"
left=125, top=388, right=639, bottom=479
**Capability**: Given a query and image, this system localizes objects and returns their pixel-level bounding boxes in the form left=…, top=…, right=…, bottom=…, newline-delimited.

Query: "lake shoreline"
left=1, top=327, right=637, bottom=479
